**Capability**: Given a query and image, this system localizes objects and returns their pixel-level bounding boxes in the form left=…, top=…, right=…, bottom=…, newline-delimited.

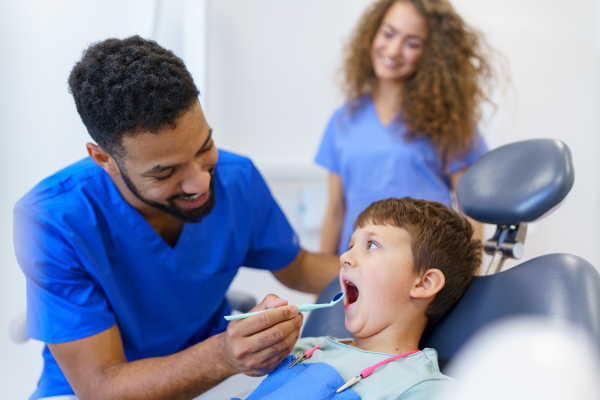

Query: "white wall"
left=453, top=0, right=600, bottom=270
left=1, top=0, right=599, bottom=398
left=207, top=0, right=600, bottom=272
left=0, top=1, right=187, bottom=397
left=0, top=2, right=134, bottom=398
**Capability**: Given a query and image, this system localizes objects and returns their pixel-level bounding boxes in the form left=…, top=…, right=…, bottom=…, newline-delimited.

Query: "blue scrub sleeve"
left=447, top=128, right=488, bottom=175
left=13, top=207, right=116, bottom=343
left=314, top=115, right=341, bottom=174
left=242, top=165, right=301, bottom=271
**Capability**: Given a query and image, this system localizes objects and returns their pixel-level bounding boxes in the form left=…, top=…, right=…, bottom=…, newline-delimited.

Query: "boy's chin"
left=344, top=317, right=363, bottom=336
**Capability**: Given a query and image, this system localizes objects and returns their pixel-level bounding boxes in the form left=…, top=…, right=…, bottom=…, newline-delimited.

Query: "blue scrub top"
left=13, top=150, right=300, bottom=400
left=316, top=95, right=488, bottom=255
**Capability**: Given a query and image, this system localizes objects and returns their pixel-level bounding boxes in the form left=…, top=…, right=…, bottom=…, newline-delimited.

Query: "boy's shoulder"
left=293, top=336, right=328, bottom=356
left=295, top=338, right=457, bottom=399
left=368, top=347, right=459, bottom=399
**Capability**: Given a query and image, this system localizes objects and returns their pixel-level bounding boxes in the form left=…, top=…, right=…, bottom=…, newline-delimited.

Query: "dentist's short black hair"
left=68, top=35, right=199, bottom=157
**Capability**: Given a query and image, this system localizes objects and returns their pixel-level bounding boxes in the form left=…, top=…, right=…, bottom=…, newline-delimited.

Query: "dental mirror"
left=224, top=291, right=345, bottom=321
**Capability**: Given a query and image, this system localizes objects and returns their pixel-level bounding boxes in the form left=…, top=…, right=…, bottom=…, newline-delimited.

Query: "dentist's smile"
left=174, top=190, right=209, bottom=208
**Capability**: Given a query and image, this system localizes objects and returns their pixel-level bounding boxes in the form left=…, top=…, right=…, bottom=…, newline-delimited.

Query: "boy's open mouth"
left=344, top=279, right=359, bottom=305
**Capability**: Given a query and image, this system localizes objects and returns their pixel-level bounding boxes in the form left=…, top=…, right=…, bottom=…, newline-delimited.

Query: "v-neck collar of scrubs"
left=368, top=93, right=403, bottom=129
left=92, top=168, right=193, bottom=254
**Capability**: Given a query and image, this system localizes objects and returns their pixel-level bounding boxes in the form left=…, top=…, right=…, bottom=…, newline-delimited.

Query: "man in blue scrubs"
left=13, top=36, right=339, bottom=400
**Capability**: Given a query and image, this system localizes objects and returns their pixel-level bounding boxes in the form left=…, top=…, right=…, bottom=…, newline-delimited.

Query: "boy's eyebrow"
left=363, top=230, right=381, bottom=238
left=347, top=230, right=386, bottom=248
left=143, top=129, right=213, bottom=175
left=364, top=231, right=387, bottom=244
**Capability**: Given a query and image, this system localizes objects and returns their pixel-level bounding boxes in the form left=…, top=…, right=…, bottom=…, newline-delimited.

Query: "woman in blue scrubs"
left=316, top=0, right=498, bottom=256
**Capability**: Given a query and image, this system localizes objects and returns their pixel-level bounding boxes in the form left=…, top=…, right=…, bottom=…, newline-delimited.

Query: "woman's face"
left=371, top=1, right=429, bottom=86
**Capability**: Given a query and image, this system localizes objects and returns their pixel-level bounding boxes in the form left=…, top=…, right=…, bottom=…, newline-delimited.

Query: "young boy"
left=240, top=197, right=481, bottom=399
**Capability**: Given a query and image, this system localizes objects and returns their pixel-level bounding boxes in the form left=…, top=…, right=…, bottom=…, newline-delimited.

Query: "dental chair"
left=302, top=139, right=600, bottom=372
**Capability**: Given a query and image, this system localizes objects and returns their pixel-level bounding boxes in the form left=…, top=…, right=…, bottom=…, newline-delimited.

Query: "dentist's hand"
left=223, top=294, right=303, bottom=376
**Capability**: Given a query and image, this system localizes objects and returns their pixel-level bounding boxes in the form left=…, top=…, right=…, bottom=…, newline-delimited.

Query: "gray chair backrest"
left=419, top=253, right=600, bottom=372
left=457, top=139, right=574, bottom=225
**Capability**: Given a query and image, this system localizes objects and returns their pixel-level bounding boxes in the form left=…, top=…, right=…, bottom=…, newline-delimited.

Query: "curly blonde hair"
left=343, top=0, right=497, bottom=158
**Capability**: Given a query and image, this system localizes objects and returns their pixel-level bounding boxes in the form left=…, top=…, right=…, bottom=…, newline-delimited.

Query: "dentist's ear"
left=410, top=269, right=445, bottom=300
left=86, top=143, right=121, bottom=177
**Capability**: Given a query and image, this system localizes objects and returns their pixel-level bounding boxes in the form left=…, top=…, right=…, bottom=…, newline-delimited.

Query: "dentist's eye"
left=155, top=168, right=176, bottom=181
left=368, top=241, right=379, bottom=250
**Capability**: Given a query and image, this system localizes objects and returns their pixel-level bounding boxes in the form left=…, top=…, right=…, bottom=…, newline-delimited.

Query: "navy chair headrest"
left=457, top=139, right=574, bottom=225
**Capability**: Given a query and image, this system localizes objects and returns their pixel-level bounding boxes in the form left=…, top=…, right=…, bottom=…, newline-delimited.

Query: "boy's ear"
left=410, top=268, right=445, bottom=300
left=86, top=143, right=121, bottom=177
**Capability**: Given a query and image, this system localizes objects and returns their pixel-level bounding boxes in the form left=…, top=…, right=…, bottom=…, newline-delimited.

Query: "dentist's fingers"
left=259, top=293, right=289, bottom=310
left=242, top=322, right=302, bottom=377
left=235, top=303, right=299, bottom=338
left=248, top=308, right=303, bottom=353
left=224, top=294, right=304, bottom=376
left=227, top=312, right=303, bottom=377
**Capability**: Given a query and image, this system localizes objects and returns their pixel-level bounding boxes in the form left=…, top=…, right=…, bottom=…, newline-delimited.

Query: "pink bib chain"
left=289, top=343, right=420, bottom=393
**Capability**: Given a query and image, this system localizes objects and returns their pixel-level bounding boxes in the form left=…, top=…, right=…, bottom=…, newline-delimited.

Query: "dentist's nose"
left=180, top=164, right=211, bottom=194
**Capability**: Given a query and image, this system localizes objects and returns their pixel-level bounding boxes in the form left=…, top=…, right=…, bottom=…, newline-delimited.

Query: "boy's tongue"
left=346, top=281, right=359, bottom=304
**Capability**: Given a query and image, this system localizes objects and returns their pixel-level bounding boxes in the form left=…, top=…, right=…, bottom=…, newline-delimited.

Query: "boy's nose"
left=340, top=251, right=355, bottom=268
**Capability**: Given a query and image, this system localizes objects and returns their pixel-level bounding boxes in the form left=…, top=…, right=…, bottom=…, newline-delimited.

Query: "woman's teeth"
left=382, top=56, right=399, bottom=68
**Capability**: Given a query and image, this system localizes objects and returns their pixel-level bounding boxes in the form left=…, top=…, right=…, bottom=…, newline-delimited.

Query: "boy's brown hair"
left=354, top=197, right=481, bottom=325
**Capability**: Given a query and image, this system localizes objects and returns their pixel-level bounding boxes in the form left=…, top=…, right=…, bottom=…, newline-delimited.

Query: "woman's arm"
left=449, top=168, right=484, bottom=243
left=450, top=168, right=485, bottom=275
left=320, top=173, right=345, bottom=254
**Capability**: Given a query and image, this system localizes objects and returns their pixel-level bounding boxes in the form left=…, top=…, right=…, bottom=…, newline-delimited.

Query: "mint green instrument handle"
left=296, top=303, right=330, bottom=312
left=223, top=291, right=344, bottom=321
left=224, top=310, right=267, bottom=321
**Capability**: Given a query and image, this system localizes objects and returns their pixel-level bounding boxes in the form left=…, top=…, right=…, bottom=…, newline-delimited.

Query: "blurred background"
left=1, top=0, right=599, bottom=397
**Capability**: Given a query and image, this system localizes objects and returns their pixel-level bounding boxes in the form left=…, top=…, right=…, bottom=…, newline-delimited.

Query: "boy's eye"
left=368, top=241, right=379, bottom=250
